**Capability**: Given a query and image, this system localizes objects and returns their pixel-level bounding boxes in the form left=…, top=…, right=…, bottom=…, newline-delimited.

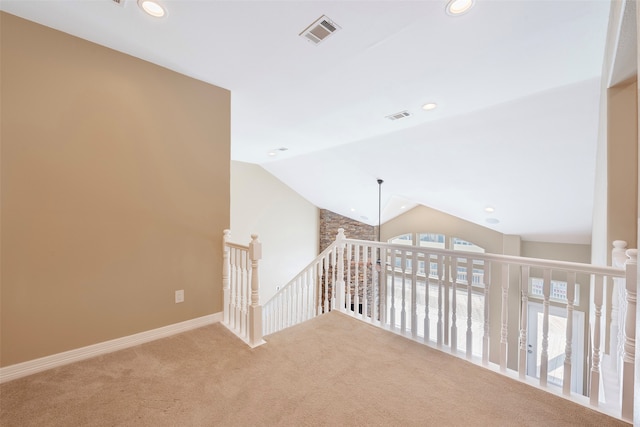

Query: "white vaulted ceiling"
left=1, top=0, right=617, bottom=243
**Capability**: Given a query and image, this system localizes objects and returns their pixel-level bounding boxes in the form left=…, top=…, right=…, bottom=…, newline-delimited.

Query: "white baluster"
left=316, top=261, right=322, bottom=316
left=451, top=257, right=458, bottom=354
left=378, top=246, right=387, bottom=326
left=242, top=249, right=249, bottom=335
left=362, top=246, right=369, bottom=319
left=540, top=269, right=551, bottom=387
left=563, top=271, right=576, bottom=396
left=390, top=249, right=396, bottom=330
left=309, top=268, right=315, bottom=320
left=621, top=249, right=637, bottom=421
left=238, top=249, right=244, bottom=332
left=466, top=258, right=473, bottom=359
left=372, top=245, right=379, bottom=324
left=437, top=254, right=444, bottom=347
left=500, top=262, right=509, bottom=371
left=278, top=291, right=282, bottom=331
left=519, top=266, right=529, bottom=379
left=354, top=245, right=361, bottom=316
left=423, top=254, right=431, bottom=344
left=294, top=278, right=300, bottom=325
left=483, top=262, right=491, bottom=365
left=590, top=274, right=604, bottom=405
left=346, top=243, right=352, bottom=314
left=444, top=255, right=450, bottom=346
left=223, top=230, right=231, bottom=324
left=330, top=247, right=337, bottom=310
left=323, top=254, right=330, bottom=313
left=401, top=251, right=407, bottom=333
left=234, top=248, right=241, bottom=330
left=411, top=251, right=418, bottom=338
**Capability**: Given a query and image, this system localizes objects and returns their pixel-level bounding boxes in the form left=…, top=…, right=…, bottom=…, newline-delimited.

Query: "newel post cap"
left=625, top=248, right=637, bottom=264
left=613, top=240, right=628, bottom=249
left=249, top=234, right=262, bottom=260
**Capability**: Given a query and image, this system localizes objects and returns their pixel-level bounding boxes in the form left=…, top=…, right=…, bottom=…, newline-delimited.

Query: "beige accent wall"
left=230, top=161, right=318, bottom=302
left=382, top=205, right=505, bottom=253
left=521, top=241, right=591, bottom=263
left=607, top=79, right=638, bottom=250
left=1, top=13, right=230, bottom=366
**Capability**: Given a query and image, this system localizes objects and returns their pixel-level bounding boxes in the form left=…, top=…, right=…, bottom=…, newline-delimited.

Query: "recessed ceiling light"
left=400, top=205, right=406, bottom=209
left=138, top=0, right=166, bottom=17
left=267, top=147, right=288, bottom=157
left=446, top=0, right=475, bottom=16
left=350, top=208, right=356, bottom=212
left=422, top=103, right=437, bottom=111
left=484, top=207, right=495, bottom=213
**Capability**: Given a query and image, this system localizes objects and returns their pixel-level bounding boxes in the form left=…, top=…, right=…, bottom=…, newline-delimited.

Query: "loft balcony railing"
left=224, top=228, right=637, bottom=423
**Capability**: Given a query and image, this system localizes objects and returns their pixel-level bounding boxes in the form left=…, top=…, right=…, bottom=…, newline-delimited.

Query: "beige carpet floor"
left=0, top=311, right=629, bottom=426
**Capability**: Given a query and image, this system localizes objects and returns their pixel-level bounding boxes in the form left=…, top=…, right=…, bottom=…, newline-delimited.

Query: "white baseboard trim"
left=0, top=312, right=222, bottom=384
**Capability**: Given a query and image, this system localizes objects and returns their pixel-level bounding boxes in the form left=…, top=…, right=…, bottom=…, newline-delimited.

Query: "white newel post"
left=336, top=228, right=346, bottom=312
left=621, top=248, right=637, bottom=421
left=223, top=230, right=231, bottom=324
left=248, top=234, right=263, bottom=347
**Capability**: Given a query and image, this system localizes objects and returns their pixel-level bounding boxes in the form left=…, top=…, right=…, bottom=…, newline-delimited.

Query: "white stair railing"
left=262, top=229, right=346, bottom=335
left=260, top=229, right=637, bottom=422
left=222, top=230, right=264, bottom=348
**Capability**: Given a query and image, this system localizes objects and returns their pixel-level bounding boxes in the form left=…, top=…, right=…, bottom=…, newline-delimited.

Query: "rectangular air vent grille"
left=386, top=111, right=411, bottom=121
left=300, top=15, right=341, bottom=45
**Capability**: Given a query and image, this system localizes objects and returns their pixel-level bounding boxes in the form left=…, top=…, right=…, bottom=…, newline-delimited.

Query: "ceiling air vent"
left=111, top=0, right=125, bottom=6
left=386, top=111, right=411, bottom=121
left=300, top=15, right=341, bottom=45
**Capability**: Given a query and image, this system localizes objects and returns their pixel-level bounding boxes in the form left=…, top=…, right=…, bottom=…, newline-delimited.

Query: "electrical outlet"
left=175, top=289, right=184, bottom=303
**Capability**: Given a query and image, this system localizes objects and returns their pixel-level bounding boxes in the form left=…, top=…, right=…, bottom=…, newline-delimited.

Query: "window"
left=418, top=233, right=445, bottom=249
left=390, top=234, right=413, bottom=245
left=452, top=237, right=485, bottom=253
left=529, top=278, right=580, bottom=306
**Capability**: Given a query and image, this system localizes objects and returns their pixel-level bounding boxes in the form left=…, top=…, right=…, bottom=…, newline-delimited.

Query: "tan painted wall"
left=608, top=79, right=638, bottom=251
left=382, top=205, right=505, bottom=253
left=521, top=241, right=591, bottom=264
left=0, top=13, right=230, bottom=366
left=230, top=161, right=318, bottom=302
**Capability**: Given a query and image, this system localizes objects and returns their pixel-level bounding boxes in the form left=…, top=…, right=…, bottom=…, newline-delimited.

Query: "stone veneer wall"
left=319, top=209, right=377, bottom=252
left=319, top=209, right=379, bottom=317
